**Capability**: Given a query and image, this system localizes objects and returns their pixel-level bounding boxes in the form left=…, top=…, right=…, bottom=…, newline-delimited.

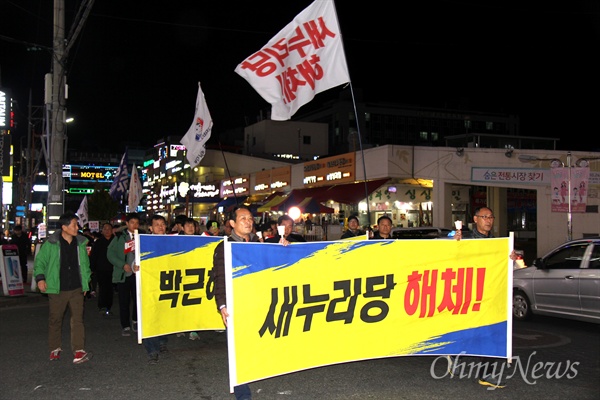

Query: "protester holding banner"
left=265, top=215, right=306, bottom=243
left=452, top=206, right=516, bottom=389
left=138, top=214, right=171, bottom=364
left=177, top=217, right=201, bottom=341
left=107, top=213, right=140, bottom=337
left=213, top=206, right=289, bottom=399
left=370, top=215, right=393, bottom=239
left=33, top=213, right=93, bottom=364
left=340, top=215, right=365, bottom=239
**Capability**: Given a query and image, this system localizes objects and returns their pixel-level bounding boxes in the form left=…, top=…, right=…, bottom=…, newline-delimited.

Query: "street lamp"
left=519, top=152, right=573, bottom=241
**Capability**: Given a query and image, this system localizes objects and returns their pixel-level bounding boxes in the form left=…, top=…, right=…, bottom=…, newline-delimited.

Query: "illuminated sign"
left=221, top=175, right=250, bottom=197
left=253, top=167, right=291, bottom=194
left=64, top=164, right=119, bottom=183
left=0, top=88, right=10, bottom=128
left=68, top=188, right=95, bottom=194
left=303, top=153, right=355, bottom=187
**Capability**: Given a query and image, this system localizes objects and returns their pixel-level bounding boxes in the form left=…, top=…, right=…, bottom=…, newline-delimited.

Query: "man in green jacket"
left=107, top=213, right=140, bottom=337
left=34, top=212, right=92, bottom=364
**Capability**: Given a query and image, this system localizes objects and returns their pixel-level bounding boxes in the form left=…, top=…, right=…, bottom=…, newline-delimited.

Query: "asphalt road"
left=0, top=291, right=598, bottom=400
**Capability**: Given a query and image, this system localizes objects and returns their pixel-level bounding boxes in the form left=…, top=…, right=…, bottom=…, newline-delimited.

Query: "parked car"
left=391, top=227, right=453, bottom=239
left=513, top=237, right=600, bottom=324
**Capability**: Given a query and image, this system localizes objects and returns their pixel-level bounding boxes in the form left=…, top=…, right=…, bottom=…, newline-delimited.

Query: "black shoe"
left=147, top=353, right=159, bottom=365
left=159, top=344, right=169, bottom=359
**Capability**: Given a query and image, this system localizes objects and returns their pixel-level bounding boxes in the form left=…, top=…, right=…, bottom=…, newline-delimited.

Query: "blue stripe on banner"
left=140, top=234, right=222, bottom=260
left=415, top=321, right=508, bottom=357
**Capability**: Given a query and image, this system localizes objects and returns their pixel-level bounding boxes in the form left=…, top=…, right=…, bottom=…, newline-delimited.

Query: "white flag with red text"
left=128, top=164, right=143, bottom=212
left=235, top=0, right=349, bottom=121
left=180, top=83, right=213, bottom=168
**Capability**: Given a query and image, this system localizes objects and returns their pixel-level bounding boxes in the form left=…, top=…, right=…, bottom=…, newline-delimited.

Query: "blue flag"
left=109, top=150, right=129, bottom=200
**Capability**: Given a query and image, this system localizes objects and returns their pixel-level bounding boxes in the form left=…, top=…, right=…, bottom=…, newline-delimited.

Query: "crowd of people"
left=23, top=206, right=515, bottom=399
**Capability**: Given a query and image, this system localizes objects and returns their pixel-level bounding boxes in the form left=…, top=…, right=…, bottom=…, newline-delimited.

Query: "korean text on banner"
left=180, top=83, right=213, bottom=168
left=137, top=234, right=224, bottom=338
left=234, top=0, right=350, bottom=121
left=226, top=238, right=512, bottom=387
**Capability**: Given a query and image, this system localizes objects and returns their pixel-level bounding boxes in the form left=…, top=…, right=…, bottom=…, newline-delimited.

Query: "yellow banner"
left=137, top=235, right=224, bottom=338
left=227, top=238, right=512, bottom=386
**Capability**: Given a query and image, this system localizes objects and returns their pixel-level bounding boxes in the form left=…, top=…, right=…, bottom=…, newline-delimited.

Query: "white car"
left=513, top=237, right=600, bottom=324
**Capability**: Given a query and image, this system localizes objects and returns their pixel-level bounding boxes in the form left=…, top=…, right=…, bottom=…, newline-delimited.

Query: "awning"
left=290, top=178, right=390, bottom=205
left=216, top=196, right=248, bottom=211
left=294, top=197, right=335, bottom=214
left=257, top=195, right=288, bottom=212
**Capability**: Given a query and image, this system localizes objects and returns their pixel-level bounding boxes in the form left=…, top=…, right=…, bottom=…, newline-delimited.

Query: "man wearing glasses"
left=454, top=207, right=495, bottom=240
left=451, top=205, right=516, bottom=389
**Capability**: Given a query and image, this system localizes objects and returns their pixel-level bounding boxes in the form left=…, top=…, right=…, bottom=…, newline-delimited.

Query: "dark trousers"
left=143, top=335, right=168, bottom=357
left=48, top=288, right=85, bottom=353
left=20, top=255, right=28, bottom=283
left=117, top=274, right=137, bottom=329
left=96, top=270, right=114, bottom=311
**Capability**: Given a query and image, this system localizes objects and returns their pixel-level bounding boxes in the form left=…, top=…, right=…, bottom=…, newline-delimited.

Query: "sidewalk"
left=0, top=253, right=47, bottom=308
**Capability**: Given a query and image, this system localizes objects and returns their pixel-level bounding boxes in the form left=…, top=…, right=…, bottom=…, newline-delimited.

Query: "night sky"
left=2, top=1, right=599, bottom=154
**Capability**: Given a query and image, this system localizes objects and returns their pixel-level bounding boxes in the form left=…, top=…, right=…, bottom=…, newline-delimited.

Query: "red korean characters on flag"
left=235, top=0, right=350, bottom=121
left=180, top=83, right=213, bottom=168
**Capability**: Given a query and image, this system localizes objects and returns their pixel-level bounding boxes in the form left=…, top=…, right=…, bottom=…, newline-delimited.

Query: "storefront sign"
left=221, top=175, right=250, bottom=197
left=303, top=153, right=355, bottom=187
left=253, top=166, right=291, bottom=193
left=471, top=167, right=549, bottom=184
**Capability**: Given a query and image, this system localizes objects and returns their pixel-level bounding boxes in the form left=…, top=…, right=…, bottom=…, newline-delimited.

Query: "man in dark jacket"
left=107, top=213, right=140, bottom=337
left=265, top=215, right=306, bottom=243
left=90, top=222, right=115, bottom=315
left=10, top=225, right=31, bottom=283
left=33, top=213, right=92, bottom=364
left=213, top=206, right=289, bottom=399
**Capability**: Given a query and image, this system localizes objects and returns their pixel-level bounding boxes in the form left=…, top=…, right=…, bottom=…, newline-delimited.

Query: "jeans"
left=117, top=274, right=137, bottom=328
left=143, top=335, right=168, bottom=357
left=48, top=288, right=85, bottom=353
left=234, top=383, right=251, bottom=400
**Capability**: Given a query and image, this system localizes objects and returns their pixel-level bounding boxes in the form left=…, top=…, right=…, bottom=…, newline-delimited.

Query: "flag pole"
left=332, top=0, right=372, bottom=228
left=218, top=141, right=239, bottom=209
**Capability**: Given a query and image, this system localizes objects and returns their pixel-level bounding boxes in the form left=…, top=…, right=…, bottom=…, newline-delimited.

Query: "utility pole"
left=46, top=0, right=95, bottom=232
left=47, top=0, right=66, bottom=232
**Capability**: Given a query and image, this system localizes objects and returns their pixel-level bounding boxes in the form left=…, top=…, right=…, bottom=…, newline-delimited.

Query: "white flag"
left=235, top=0, right=350, bottom=121
left=180, top=83, right=213, bottom=168
left=109, top=150, right=129, bottom=200
left=128, top=164, right=143, bottom=212
left=76, top=195, right=89, bottom=228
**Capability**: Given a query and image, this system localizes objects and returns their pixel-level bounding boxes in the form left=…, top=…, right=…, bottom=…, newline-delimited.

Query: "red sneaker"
left=73, top=350, right=92, bottom=364
left=49, top=348, right=61, bottom=361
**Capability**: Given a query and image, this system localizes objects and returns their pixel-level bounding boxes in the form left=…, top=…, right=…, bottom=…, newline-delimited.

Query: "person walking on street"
left=340, top=215, right=365, bottom=239
left=450, top=206, right=517, bottom=389
left=265, top=215, right=306, bottom=243
left=213, top=206, right=289, bottom=399
left=10, top=224, right=31, bottom=283
left=370, top=215, right=393, bottom=239
left=107, top=213, right=140, bottom=337
left=136, top=214, right=171, bottom=364
left=33, top=213, right=93, bottom=364
left=90, top=222, right=115, bottom=316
